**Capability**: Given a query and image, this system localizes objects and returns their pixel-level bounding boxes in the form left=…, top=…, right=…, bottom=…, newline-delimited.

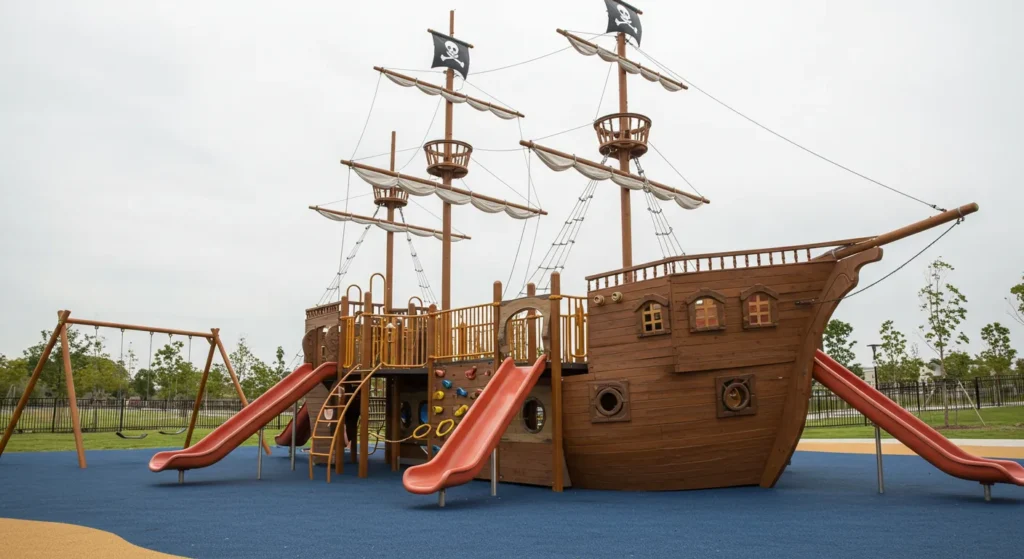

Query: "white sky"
left=1, top=0, right=1021, bottom=370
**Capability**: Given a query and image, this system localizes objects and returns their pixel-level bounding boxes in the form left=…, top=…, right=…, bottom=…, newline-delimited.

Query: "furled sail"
left=558, top=30, right=686, bottom=93
left=375, top=67, right=523, bottom=120
left=311, top=207, right=471, bottom=242
left=521, top=141, right=707, bottom=210
left=341, top=160, right=546, bottom=219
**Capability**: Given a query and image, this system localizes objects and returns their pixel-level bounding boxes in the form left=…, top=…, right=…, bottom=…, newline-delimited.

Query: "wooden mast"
left=386, top=131, right=396, bottom=313
left=616, top=31, right=632, bottom=272
left=441, top=10, right=455, bottom=310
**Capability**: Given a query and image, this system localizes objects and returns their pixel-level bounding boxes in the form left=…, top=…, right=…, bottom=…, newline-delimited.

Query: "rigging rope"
left=517, top=117, right=542, bottom=295
left=316, top=206, right=382, bottom=306
left=630, top=45, right=945, bottom=212
left=634, top=156, right=688, bottom=263
left=400, top=96, right=445, bottom=172
left=399, top=208, right=438, bottom=305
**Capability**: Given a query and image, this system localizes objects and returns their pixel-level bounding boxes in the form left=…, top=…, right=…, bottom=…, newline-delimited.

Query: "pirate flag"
left=604, top=0, right=642, bottom=45
left=430, top=31, right=471, bottom=79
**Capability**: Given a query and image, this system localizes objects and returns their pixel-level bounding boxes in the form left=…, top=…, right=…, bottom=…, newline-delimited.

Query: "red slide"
left=149, top=362, right=338, bottom=473
left=812, top=350, right=1024, bottom=486
left=403, top=356, right=547, bottom=495
left=275, top=403, right=312, bottom=447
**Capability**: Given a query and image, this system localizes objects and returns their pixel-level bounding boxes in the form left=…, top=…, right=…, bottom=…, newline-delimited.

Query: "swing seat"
left=159, top=427, right=187, bottom=436
left=116, top=431, right=148, bottom=440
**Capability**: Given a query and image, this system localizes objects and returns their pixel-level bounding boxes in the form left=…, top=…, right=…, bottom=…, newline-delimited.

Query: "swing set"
left=0, top=310, right=272, bottom=468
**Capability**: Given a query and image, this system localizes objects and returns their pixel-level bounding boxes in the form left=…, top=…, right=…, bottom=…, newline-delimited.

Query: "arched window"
left=634, top=294, right=671, bottom=337
left=685, top=289, right=727, bottom=333
left=740, top=285, right=779, bottom=329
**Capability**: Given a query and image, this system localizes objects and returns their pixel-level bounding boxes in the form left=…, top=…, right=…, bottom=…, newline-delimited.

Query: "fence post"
left=974, top=377, right=981, bottom=410
left=51, top=398, right=59, bottom=433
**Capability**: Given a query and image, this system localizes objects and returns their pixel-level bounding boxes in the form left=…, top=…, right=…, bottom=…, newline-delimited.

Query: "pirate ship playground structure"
left=108, top=1, right=1017, bottom=499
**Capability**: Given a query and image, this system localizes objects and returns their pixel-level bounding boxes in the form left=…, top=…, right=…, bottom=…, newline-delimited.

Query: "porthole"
left=722, top=382, right=751, bottom=411
left=522, top=398, right=546, bottom=433
left=596, top=387, right=624, bottom=417
left=400, top=401, right=412, bottom=429
left=418, top=401, right=428, bottom=424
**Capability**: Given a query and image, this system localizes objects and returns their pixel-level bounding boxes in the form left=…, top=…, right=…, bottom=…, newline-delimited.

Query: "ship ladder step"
left=308, top=363, right=382, bottom=483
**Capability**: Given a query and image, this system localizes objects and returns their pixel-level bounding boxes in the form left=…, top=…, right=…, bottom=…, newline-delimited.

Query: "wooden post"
left=184, top=338, right=217, bottom=449
left=441, top=10, right=455, bottom=311
left=550, top=273, right=564, bottom=492
left=425, top=304, right=437, bottom=461
left=0, top=310, right=69, bottom=459
left=359, top=291, right=373, bottom=478
left=214, top=329, right=272, bottom=455
left=59, top=321, right=87, bottom=469
left=616, top=32, right=632, bottom=276
left=340, top=296, right=349, bottom=367
left=527, top=283, right=537, bottom=360
left=492, top=281, right=502, bottom=480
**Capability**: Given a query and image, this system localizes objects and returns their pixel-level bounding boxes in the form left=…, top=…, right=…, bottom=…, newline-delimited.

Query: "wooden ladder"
left=308, top=363, right=382, bottom=483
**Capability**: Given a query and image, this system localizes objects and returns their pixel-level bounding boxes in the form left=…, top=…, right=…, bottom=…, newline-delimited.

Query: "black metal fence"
left=0, top=397, right=387, bottom=435
left=806, top=376, right=1024, bottom=428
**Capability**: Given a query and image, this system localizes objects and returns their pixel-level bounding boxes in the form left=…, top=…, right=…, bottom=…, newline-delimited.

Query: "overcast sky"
left=1, top=0, right=1021, bottom=371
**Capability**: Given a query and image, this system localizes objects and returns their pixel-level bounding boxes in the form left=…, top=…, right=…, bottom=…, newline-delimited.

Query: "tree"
left=21, top=328, right=96, bottom=397
left=876, top=321, right=924, bottom=383
left=1015, top=358, right=1024, bottom=375
left=823, top=320, right=864, bottom=378
left=978, top=322, right=1017, bottom=376
left=939, top=350, right=974, bottom=381
left=918, top=258, right=969, bottom=427
left=1010, top=274, right=1024, bottom=327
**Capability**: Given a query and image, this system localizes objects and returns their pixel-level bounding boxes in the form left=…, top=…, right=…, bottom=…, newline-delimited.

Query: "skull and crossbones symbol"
left=614, top=5, right=637, bottom=33
left=440, top=40, right=464, bottom=68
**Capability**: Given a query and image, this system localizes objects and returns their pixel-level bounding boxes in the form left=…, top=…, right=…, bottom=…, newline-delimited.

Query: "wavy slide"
left=403, top=356, right=547, bottom=495
left=149, top=362, right=338, bottom=473
left=812, top=350, right=1024, bottom=486
left=275, top=403, right=312, bottom=447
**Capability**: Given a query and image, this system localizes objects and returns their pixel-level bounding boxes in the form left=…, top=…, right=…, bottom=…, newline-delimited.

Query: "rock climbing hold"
left=464, top=366, right=478, bottom=380
left=432, top=405, right=444, bottom=415
left=442, top=379, right=453, bottom=389
left=484, top=369, right=492, bottom=376
left=432, top=445, right=441, bottom=454
left=434, top=369, right=445, bottom=378
left=454, top=404, right=469, bottom=417
left=433, top=390, right=445, bottom=401
left=470, top=389, right=483, bottom=400
left=456, top=387, right=468, bottom=397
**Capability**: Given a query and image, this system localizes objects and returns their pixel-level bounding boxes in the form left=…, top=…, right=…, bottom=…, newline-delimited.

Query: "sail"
left=311, top=207, right=470, bottom=242
left=342, top=161, right=546, bottom=219
left=376, top=68, right=522, bottom=120
left=559, top=30, right=686, bottom=93
left=521, top=141, right=707, bottom=210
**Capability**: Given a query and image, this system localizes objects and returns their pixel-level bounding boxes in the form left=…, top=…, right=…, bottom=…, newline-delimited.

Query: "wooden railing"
left=431, top=303, right=495, bottom=362
left=585, top=238, right=871, bottom=291
left=370, top=313, right=428, bottom=368
left=340, top=316, right=356, bottom=368
left=560, top=295, right=588, bottom=362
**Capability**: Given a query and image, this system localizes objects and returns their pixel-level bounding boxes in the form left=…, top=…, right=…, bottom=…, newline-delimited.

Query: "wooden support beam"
left=359, top=291, right=373, bottom=478
left=527, top=283, right=537, bottom=360
left=340, top=160, right=547, bottom=216
left=519, top=141, right=709, bottom=204
left=184, top=338, right=217, bottom=449
left=492, top=281, right=502, bottom=481
left=830, top=203, right=979, bottom=260
left=550, top=273, right=564, bottom=492
left=63, top=318, right=213, bottom=340
left=0, top=310, right=69, bottom=459
left=425, top=304, right=437, bottom=462
left=60, top=321, right=87, bottom=469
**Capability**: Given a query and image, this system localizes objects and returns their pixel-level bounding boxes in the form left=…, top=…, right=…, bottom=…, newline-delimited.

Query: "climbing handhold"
left=433, top=405, right=444, bottom=415
left=456, top=387, right=468, bottom=397
left=470, top=389, right=483, bottom=400
left=433, top=390, right=445, bottom=401
left=442, top=379, right=453, bottom=389
left=464, top=366, right=478, bottom=380
left=484, top=369, right=492, bottom=376
left=432, top=445, right=441, bottom=454
left=434, top=369, right=445, bottom=378
left=454, top=404, right=469, bottom=417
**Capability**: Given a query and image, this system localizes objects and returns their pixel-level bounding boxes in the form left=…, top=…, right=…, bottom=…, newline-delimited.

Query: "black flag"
left=430, top=31, right=471, bottom=79
left=604, top=0, right=642, bottom=45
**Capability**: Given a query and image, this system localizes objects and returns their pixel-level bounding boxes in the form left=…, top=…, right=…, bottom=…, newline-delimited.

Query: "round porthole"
left=522, top=398, right=546, bottom=433
left=418, top=401, right=428, bottom=424
left=722, top=381, right=751, bottom=411
left=596, top=387, right=624, bottom=417
left=400, top=401, right=412, bottom=429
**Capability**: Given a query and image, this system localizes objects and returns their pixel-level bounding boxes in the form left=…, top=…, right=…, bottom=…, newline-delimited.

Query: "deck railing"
left=585, top=238, right=870, bottom=291
left=371, top=313, right=429, bottom=368
left=431, top=303, right=495, bottom=362
left=560, top=295, right=588, bottom=362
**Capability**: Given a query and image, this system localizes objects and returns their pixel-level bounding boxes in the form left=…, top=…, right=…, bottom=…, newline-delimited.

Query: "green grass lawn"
left=1, top=427, right=283, bottom=453
left=802, top=406, right=1024, bottom=439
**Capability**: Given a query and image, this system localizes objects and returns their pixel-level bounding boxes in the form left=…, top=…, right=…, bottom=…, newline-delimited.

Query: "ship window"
left=596, top=387, right=624, bottom=416
left=522, top=398, right=546, bottom=433
left=400, top=401, right=411, bottom=429
left=685, top=289, right=727, bottom=332
left=634, top=294, right=671, bottom=337
left=741, top=285, right=779, bottom=329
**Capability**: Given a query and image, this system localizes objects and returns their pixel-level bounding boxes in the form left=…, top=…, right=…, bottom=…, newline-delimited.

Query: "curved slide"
left=275, top=403, right=312, bottom=447
left=403, top=356, right=547, bottom=495
left=149, top=362, right=338, bottom=473
left=812, top=350, right=1024, bottom=486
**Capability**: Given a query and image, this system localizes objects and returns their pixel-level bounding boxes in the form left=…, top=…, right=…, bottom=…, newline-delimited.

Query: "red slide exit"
left=275, top=403, right=311, bottom=447
left=403, top=356, right=547, bottom=495
left=812, top=350, right=1024, bottom=486
left=149, top=362, right=337, bottom=473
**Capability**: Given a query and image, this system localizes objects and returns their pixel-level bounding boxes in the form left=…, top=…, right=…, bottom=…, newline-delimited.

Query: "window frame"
left=634, top=294, right=671, bottom=338
left=740, top=284, right=779, bottom=329
left=684, top=289, right=727, bottom=333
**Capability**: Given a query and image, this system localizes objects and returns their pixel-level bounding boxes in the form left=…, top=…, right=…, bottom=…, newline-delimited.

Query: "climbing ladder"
left=308, top=363, right=383, bottom=483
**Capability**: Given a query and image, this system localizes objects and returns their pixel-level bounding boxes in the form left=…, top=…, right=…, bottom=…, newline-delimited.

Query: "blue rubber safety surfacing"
left=0, top=447, right=1021, bottom=558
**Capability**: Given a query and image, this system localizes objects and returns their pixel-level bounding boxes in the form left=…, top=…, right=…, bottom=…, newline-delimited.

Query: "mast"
left=616, top=31, right=632, bottom=271
left=386, top=131, right=396, bottom=313
left=441, top=10, right=455, bottom=310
